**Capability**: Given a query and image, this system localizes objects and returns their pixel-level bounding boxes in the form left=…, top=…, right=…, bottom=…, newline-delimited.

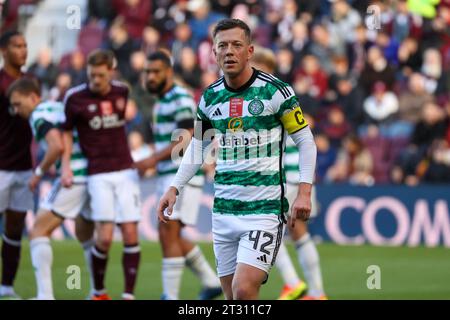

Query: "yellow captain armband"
left=280, top=106, right=308, bottom=134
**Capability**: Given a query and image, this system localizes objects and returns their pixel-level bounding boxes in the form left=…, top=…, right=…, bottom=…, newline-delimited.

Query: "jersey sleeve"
left=272, top=84, right=309, bottom=135
left=194, top=95, right=213, bottom=139
left=175, top=95, right=195, bottom=130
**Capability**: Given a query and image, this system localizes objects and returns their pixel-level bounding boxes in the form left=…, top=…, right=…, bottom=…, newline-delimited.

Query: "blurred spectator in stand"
left=308, top=24, right=339, bottom=74
left=48, top=72, right=72, bottom=102
left=326, top=134, right=374, bottom=186
left=374, top=30, right=400, bottom=66
left=314, top=132, right=338, bottom=183
left=105, top=18, right=138, bottom=78
left=317, top=105, right=351, bottom=148
left=171, top=23, right=194, bottom=66
left=28, top=47, right=58, bottom=95
left=63, top=50, right=87, bottom=86
left=362, top=81, right=399, bottom=128
left=174, top=46, right=202, bottom=90
left=397, top=37, right=422, bottom=78
left=277, top=0, right=299, bottom=46
left=87, top=0, right=116, bottom=26
left=293, top=54, right=328, bottom=103
left=327, top=0, right=361, bottom=54
left=141, top=26, right=161, bottom=57
left=421, top=48, right=449, bottom=97
left=125, top=98, right=153, bottom=142
left=387, top=0, right=422, bottom=42
left=112, top=0, right=151, bottom=41
left=287, top=20, right=310, bottom=69
left=274, top=47, right=295, bottom=84
left=123, top=50, right=146, bottom=87
left=187, top=0, right=226, bottom=48
left=347, top=24, right=370, bottom=78
left=398, top=73, right=434, bottom=125
left=360, top=46, right=396, bottom=95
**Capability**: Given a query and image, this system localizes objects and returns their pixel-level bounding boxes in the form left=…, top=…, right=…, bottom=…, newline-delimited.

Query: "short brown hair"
left=87, top=49, right=115, bottom=69
left=212, top=19, right=251, bottom=43
left=7, top=77, right=40, bottom=98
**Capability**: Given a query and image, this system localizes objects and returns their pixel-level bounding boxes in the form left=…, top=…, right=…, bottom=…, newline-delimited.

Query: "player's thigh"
left=88, top=173, right=116, bottom=222
left=9, top=170, right=33, bottom=213
left=212, top=214, right=240, bottom=278
left=0, top=170, right=14, bottom=212
left=41, top=180, right=88, bottom=220
left=237, top=215, right=284, bottom=277
left=115, top=169, right=141, bottom=224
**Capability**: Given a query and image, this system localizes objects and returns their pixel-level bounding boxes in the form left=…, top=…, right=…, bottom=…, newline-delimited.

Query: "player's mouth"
left=224, top=60, right=237, bottom=66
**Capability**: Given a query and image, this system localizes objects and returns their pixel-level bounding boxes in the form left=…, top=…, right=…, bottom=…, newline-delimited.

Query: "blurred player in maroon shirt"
left=61, top=50, right=141, bottom=300
left=0, top=31, right=33, bottom=299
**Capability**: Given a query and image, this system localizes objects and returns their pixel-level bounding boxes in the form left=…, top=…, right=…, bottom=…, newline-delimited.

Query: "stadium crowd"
left=3, top=0, right=450, bottom=185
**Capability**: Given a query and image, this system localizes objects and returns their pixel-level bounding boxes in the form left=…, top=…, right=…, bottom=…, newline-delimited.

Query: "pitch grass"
left=9, top=241, right=450, bottom=300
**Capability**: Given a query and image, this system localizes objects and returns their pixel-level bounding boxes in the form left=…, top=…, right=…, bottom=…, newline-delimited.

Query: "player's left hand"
left=290, top=195, right=311, bottom=228
left=29, top=174, right=41, bottom=192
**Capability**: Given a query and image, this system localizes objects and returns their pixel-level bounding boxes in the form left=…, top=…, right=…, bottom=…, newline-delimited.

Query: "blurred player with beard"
left=135, top=51, right=221, bottom=300
left=62, top=50, right=141, bottom=300
left=251, top=46, right=327, bottom=300
left=0, top=31, right=32, bottom=299
left=7, top=78, right=94, bottom=300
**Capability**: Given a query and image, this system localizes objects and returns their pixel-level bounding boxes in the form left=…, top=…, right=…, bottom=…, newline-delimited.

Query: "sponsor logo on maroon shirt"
left=63, top=82, right=133, bottom=175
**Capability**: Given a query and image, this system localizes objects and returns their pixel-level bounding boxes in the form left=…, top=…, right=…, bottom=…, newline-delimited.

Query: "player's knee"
left=121, top=225, right=138, bottom=245
left=96, top=235, right=113, bottom=251
left=232, top=281, right=256, bottom=300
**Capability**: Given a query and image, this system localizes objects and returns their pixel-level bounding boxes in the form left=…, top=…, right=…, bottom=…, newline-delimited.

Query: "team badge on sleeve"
left=280, top=104, right=308, bottom=134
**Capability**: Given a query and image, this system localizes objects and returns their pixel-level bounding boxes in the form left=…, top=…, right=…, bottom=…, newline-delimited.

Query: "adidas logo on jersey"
left=257, top=254, right=268, bottom=263
left=212, top=108, right=222, bottom=117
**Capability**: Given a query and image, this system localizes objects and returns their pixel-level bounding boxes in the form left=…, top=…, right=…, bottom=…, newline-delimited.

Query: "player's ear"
left=247, top=44, right=254, bottom=60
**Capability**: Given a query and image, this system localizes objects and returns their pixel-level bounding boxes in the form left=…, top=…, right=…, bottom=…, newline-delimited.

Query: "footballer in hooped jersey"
left=7, top=78, right=95, bottom=300
left=62, top=50, right=141, bottom=300
left=158, top=18, right=317, bottom=300
left=134, top=50, right=222, bottom=300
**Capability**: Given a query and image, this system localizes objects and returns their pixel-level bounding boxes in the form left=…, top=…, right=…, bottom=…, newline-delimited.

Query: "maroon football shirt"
left=0, top=69, right=32, bottom=171
left=63, top=81, right=133, bottom=175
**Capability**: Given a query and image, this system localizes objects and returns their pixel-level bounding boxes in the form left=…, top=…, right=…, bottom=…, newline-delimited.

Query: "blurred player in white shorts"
left=251, top=45, right=327, bottom=301
left=135, top=51, right=221, bottom=300
left=62, top=50, right=141, bottom=300
left=8, top=78, right=94, bottom=300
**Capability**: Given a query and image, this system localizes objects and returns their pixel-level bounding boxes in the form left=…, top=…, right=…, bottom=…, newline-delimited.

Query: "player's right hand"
left=157, top=186, right=178, bottom=223
left=61, top=167, right=74, bottom=188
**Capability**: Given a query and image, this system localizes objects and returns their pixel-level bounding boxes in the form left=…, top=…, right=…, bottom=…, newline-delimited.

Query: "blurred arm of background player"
left=61, top=131, right=74, bottom=187
left=30, top=129, right=65, bottom=192
left=133, top=128, right=194, bottom=176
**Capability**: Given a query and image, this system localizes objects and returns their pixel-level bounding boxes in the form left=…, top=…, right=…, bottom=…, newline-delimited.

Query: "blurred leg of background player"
left=276, top=186, right=327, bottom=300
left=1, top=209, right=28, bottom=298
left=159, top=179, right=221, bottom=300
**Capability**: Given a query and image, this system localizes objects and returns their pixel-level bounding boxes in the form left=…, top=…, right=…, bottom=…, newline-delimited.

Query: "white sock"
left=30, top=237, right=54, bottom=300
left=295, top=233, right=324, bottom=297
left=185, top=246, right=220, bottom=288
left=162, top=257, right=185, bottom=300
left=81, top=239, right=95, bottom=295
left=275, top=241, right=301, bottom=287
left=0, top=285, right=15, bottom=296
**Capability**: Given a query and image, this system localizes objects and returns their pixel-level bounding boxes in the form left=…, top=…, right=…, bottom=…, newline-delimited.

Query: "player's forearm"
left=39, top=133, right=64, bottom=173
left=290, top=126, right=317, bottom=184
left=62, top=131, right=73, bottom=169
left=170, top=137, right=210, bottom=192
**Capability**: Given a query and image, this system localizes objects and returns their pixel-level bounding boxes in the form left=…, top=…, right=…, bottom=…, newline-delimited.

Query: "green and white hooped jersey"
left=152, top=85, right=202, bottom=177
left=284, top=137, right=300, bottom=185
left=196, top=69, right=308, bottom=216
left=29, top=101, right=88, bottom=183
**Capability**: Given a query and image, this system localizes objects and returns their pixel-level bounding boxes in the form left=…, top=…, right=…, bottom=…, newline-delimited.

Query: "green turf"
left=8, top=240, right=450, bottom=300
